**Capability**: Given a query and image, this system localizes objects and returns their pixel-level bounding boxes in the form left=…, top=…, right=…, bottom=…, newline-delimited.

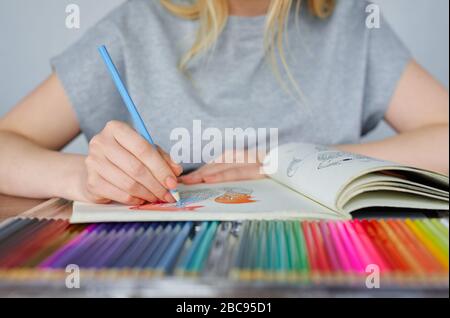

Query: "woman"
left=0, top=0, right=448, bottom=206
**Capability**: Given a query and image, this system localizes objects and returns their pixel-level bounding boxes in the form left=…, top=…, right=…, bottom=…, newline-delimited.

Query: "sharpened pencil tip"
left=170, top=190, right=181, bottom=203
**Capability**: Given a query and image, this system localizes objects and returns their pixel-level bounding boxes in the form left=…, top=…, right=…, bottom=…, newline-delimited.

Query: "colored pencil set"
left=0, top=217, right=448, bottom=287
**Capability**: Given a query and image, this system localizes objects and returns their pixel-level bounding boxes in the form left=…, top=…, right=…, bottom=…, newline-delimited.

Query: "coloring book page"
left=264, top=143, right=402, bottom=210
left=71, top=179, right=338, bottom=223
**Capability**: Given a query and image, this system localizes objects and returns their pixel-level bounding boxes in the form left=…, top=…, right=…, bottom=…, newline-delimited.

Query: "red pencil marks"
left=129, top=187, right=256, bottom=211
left=130, top=203, right=204, bottom=212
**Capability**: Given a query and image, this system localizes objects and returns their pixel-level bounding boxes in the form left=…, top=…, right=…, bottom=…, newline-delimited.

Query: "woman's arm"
left=0, top=73, right=182, bottom=203
left=339, top=60, right=449, bottom=175
left=182, top=60, right=449, bottom=184
left=0, top=74, right=86, bottom=199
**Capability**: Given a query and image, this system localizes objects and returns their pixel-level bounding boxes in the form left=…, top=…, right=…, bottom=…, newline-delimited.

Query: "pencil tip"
left=171, top=190, right=181, bottom=203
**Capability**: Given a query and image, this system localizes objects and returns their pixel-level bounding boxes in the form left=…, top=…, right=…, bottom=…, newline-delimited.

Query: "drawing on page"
left=286, top=146, right=328, bottom=177
left=130, top=187, right=256, bottom=211
left=317, top=151, right=372, bottom=170
left=215, top=187, right=256, bottom=204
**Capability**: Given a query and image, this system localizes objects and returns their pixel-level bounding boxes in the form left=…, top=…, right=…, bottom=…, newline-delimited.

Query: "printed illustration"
left=130, top=187, right=255, bottom=211
left=286, top=146, right=328, bottom=177
left=287, top=157, right=303, bottom=177
left=317, top=151, right=372, bottom=170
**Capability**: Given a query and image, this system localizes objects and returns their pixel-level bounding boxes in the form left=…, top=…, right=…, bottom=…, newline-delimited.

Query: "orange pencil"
left=379, top=220, right=423, bottom=275
left=368, top=220, right=410, bottom=273
left=389, top=219, right=443, bottom=273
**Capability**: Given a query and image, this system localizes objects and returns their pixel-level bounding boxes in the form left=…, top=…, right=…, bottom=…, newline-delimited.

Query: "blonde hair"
left=161, top=0, right=335, bottom=96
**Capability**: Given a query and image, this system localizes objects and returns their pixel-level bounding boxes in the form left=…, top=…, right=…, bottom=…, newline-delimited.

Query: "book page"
left=71, top=179, right=340, bottom=223
left=343, top=191, right=449, bottom=213
left=263, top=143, right=401, bottom=211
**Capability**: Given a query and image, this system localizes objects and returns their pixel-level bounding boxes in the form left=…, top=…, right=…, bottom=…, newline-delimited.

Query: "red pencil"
left=301, top=221, right=320, bottom=277
left=310, top=221, right=332, bottom=274
left=1, top=220, right=69, bottom=268
left=319, top=221, right=341, bottom=272
left=368, top=220, right=410, bottom=273
left=352, top=220, right=390, bottom=273
left=360, top=220, right=396, bottom=272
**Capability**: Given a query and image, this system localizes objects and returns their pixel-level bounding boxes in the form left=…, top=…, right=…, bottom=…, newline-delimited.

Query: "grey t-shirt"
left=52, top=0, right=410, bottom=169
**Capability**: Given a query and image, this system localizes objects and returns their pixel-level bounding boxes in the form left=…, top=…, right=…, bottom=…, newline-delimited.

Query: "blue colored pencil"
left=112, top=223, right=158, bottom=268
left=50, top=224, right=112, bottom=268
left=156, top=222, right=193, bottom=274
left=146, top=223, right=181, bottom=269
left=134, top=224, right=166, bottom=268
left=103, top=223, right=143, bottom=268
left=176, top=222, right=209, bottom=274
left=98, top=45, right=180, bottom=202
left=94, top=224, right=144, bottom=268
left=85, top=223, right=142, bottom=268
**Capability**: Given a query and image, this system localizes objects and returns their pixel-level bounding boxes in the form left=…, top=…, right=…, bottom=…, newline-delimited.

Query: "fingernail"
left=165, top=192, right=175, bottom=203
left=165, top=176, right=178, bottom=189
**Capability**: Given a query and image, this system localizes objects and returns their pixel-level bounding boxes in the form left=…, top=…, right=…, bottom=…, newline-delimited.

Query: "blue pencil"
left=98, top=45, right=180, bottom=202
left=156, top=222, right=193, bottom=273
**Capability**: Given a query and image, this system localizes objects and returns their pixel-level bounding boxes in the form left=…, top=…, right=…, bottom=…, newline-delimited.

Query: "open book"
left=71, top=143, right=449, bottom=223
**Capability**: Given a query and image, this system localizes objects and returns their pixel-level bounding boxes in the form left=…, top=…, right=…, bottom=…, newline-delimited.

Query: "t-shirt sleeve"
left=361, top=13, right=412, bottom=135
left=51, top=15, right=130, bottom=141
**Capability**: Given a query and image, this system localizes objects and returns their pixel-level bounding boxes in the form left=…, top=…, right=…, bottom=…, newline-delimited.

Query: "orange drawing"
left=130, top=187, right=256, bottom=211
left=214, top=192, right=256, bottom=204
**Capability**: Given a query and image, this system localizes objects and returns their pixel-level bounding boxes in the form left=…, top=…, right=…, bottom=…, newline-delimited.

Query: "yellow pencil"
left=405, top=219, right=448, bottom=270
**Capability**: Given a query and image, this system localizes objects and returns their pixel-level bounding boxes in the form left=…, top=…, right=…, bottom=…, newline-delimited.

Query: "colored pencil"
left=98, top=45, right=180, bottom=202
left=0, top=218, right=447, bottom=288
left=379, top=220, right=423, bottom=274
left=406, top=219, right=449, bottom=269
left=420, top=219, right=449, bottom=252
left=327, top=221, right=352, bottom=273
left=352, top=220, right=389, bottom=273
left=157, top=222, right=193, bottom=274
left=336, top=221, right=364, bottom=273
left=310, top=221, right=331, bottom=274
left=387, top=219, right=440, bottom=273
left=369, top=220, right=410, bottom=273
left=319, top=221, right=341, bottom=273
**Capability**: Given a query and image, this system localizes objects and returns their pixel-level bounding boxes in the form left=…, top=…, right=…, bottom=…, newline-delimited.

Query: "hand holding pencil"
left=79, top=45, right=183, bottom=205
left=84, top=120, right=183, bottom=205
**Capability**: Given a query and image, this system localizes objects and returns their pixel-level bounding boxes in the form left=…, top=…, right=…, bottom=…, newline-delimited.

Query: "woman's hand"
left=179, top=149, right=266, bottom=185
left=82, top=120, right=183, bottom=205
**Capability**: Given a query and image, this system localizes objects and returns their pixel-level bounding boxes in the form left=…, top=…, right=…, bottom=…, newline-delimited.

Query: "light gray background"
left=0, top=0, right=448, bottom=154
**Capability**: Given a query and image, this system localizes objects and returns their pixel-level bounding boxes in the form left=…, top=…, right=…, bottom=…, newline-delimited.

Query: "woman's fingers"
left=180, top=164, right=230, bottom=184
left=85, top=170, right=145, bottom=206
left=203, top=165, right=265, bottom=184
left=90, top=134, right=173, bottom=202
left=180, top=163, right=265, bottom=185
left=157, top=146, right=183, bottom=176
left=110, top=121, right=179, bottom=191
left=85, top=155, right=158, bottom=203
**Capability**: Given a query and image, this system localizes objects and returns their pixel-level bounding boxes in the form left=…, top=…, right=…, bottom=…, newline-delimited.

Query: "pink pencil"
left=352, top=220, right=390, bottom=273
left=336, top=221, right=364, bottom=273
left=327, top=222, right=352, bottom=273
left=344, top=221, right=376, bottom=271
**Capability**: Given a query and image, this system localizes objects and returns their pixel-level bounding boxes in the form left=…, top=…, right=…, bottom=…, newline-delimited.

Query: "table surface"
left=0, top=194, right=46, bottom=222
